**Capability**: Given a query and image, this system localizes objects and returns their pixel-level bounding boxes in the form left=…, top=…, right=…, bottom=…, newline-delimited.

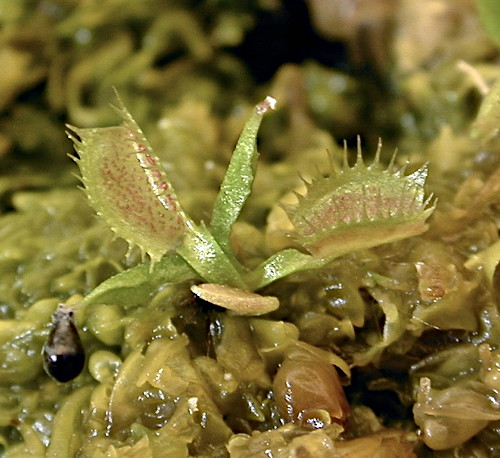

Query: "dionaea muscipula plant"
left=68, top=95, right=435, bottom=315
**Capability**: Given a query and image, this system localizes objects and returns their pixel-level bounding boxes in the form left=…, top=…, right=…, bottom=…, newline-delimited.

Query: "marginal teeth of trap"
left=284, top=143, right=435, bottom=258
left=68, top=98, right=189, bottom=266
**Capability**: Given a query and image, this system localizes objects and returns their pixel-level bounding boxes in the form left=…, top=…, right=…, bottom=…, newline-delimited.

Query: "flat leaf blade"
left=83, top=254, right=197, bottom=307
left=247, top=248, right=328, bottom=290
left=210, top=97, right=276, bottom=253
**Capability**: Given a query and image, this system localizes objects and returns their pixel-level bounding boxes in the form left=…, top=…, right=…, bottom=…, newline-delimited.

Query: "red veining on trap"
left=96, top=127, right=184, bottom=241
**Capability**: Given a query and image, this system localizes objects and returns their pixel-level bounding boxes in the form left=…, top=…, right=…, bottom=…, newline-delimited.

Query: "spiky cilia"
left=67, top=97, right=190, bottom=267
left=285, top=139, right=435, bottom=259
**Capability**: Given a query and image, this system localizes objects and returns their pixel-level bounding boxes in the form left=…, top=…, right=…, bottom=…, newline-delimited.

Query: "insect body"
left=43, top=305, right=85, bottom=383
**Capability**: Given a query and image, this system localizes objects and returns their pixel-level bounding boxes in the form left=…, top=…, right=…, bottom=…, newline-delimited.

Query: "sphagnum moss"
left=2, top=2, right=500, bottom=456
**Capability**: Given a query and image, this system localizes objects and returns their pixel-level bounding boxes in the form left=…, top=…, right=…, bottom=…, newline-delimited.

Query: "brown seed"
left=43, top=305, right=85, bottom=383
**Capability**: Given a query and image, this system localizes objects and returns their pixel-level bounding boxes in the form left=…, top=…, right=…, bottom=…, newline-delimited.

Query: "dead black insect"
left=43, top=305, right=85, bottom=383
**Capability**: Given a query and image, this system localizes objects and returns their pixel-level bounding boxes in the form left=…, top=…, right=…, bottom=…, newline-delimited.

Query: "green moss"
left=1, top=1, right=500, bottom=456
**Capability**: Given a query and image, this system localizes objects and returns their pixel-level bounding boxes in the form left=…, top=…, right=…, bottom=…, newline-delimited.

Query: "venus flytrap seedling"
left=68, top=95, right=435, bottom=317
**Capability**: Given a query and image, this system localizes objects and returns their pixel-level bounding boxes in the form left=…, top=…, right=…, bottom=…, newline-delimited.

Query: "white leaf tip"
left=257, top=96, right=277, bottom=114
